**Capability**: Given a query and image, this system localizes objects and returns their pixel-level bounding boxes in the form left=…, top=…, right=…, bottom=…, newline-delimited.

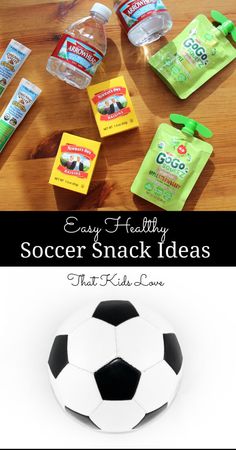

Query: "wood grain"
left=0, top=0, right=235, bottom=210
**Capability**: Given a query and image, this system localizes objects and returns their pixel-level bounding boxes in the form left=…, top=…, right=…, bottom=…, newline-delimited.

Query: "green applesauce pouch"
left=149, top=11, right=236, bottom=99
left=131, top=114, right=213, bottom=211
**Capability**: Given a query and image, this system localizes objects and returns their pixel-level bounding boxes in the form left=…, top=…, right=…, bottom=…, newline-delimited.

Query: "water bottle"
left=114, top=0, right=172, bottom=46
left=46, top=3, right=112, bottom=89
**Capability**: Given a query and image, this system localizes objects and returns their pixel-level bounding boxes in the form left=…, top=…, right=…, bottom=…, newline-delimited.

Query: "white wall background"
left=0, top=267, right=235, bottom=449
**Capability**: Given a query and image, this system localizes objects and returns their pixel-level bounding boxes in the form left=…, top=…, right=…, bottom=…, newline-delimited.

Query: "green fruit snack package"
left=149, top=11, right=236, bottom=99
left=131, top=115, right=213, bottom=211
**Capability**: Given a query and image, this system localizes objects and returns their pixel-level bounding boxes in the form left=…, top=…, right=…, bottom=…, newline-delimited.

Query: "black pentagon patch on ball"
left=163, top=333, right=183, bottom=375
left=94, top=358, right=141, bottom=400
left=48, top=335, right=68, bottom=379
left=93, top=300, right=139, bottom=326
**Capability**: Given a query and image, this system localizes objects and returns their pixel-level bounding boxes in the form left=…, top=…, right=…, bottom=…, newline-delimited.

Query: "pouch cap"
left=211, top=10, right=236, bottom=42
left=170, top=114, right=213, bottom=138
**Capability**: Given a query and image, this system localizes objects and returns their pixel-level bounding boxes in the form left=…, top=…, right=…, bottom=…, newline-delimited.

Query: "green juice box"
left=149, top=11, right=236, bottom=99
left=131, top=114, right=213, bottom=211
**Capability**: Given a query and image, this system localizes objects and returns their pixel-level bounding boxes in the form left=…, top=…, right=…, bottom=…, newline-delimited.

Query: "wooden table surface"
left=0, top=0, right=235, bottom=211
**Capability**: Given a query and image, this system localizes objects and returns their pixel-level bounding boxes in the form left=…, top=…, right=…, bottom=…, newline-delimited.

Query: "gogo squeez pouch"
left=131, top=114, right=213, bottom=211
left=149, top=10, right=236, bottom=99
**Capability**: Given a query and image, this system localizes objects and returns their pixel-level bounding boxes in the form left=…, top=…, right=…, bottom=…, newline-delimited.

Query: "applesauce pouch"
left=149, top=11, right=236, bottom=99
left=131, top=115, right=213, bottom=211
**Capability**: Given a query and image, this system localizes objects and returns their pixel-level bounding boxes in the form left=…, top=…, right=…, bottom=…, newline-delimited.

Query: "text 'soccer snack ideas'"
left=131, top=114, right=213, bottom=211
left=149, top=10, right=236, bottom=99
left=87, top=75, right=139, bottom=137
left=49, top=132, right=101, bottom=195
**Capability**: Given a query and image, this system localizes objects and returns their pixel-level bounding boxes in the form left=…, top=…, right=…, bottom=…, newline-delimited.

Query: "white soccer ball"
left=48, top=300, right=183, bottom=432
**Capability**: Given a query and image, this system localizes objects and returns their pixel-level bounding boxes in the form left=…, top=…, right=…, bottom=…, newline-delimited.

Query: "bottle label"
left=51, top=34, right=104, bottom=78
left=116, top=0, right=167, bottom=32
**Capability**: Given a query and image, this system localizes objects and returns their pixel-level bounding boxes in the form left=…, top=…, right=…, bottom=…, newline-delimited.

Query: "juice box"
left=87, top=75, right=139, bottom=138
left=49, top=132, right=101, bottom=195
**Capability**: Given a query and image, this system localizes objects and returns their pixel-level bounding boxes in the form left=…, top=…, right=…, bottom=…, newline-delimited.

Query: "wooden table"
left=0, top=0, right=235, bottom=210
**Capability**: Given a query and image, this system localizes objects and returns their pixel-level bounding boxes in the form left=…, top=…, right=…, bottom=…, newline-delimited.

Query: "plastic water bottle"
left=46, top=3, right=112, bottom=89
left=114, top=0, right=172, bottom=46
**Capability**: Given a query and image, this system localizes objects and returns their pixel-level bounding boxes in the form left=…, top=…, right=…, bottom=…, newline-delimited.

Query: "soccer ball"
left=48, top=300, right=183, bottom=432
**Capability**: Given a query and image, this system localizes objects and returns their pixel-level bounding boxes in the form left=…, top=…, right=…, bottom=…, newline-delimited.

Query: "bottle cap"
left=170, top=114, right=213, bottom=138
left=91, top=3, right=112, bottom=22
left=211, top=10, right=236, bottom=41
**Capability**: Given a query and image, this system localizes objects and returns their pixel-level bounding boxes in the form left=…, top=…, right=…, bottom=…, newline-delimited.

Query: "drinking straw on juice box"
left=0, top=78, right=42, bottom=154
left=0, top=39, right=31, bottom=98
left=49, top=132, right=101, bottom=195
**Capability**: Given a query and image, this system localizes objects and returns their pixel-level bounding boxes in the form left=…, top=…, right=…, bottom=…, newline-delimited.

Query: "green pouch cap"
left=211, top=10, right=236, bottom=41
left=149, top=11, right=236, bottom=99
left=131, top=114, right=213, bottom=211
left=169, top=114, right=213, bottom=138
